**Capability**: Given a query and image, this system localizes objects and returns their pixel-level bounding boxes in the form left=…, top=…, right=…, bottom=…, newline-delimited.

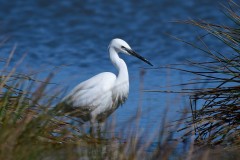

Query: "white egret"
left=61, top=38, right=153, bottom=124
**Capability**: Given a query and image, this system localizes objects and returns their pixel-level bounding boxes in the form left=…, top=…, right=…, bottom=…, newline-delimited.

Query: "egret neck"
left=109, top=46, right=129, bottom=92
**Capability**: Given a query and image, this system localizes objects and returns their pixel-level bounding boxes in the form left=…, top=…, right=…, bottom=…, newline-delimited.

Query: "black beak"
left=123, top=47, right=153, bottom=66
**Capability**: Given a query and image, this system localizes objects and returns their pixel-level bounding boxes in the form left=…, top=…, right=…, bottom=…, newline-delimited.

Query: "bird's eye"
left=121, top=46, right=126, bottom=49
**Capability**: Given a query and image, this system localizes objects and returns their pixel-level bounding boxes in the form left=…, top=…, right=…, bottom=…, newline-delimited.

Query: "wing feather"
left=62, top=72, right=116, bottom=111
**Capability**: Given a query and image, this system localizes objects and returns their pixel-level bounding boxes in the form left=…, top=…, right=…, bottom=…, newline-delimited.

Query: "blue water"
left=0, top=0, right=229, bottom=137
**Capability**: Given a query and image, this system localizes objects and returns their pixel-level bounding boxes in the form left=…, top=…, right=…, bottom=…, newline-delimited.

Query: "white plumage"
left=61, top=38, right=152, bottom=123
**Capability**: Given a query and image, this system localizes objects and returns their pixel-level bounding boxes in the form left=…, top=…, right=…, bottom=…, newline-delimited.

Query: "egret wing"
left=62, top=72, right=116, bottom=111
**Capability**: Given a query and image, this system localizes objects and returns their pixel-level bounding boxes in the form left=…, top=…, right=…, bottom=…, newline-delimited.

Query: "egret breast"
left=90, top=79, right=129, bottom=122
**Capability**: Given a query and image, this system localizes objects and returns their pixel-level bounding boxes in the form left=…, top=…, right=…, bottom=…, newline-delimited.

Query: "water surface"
left=0, top=0, right=230, bottom=137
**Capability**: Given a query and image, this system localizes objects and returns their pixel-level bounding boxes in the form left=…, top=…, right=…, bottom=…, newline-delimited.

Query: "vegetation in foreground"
left=0, top=1, right=240, bottom=160
left=176, top=0, right=240, bottom=147
left=0, top=55, right=188, bottom=159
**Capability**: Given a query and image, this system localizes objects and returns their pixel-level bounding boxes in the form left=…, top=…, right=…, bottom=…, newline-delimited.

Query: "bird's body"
left=62, top=72, right=128, bottom=122
left=61, top=38, right=152, bottom=123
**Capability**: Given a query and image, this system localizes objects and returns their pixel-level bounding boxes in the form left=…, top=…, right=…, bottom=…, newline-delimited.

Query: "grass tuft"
left=175, top=0, right=240, bottom=146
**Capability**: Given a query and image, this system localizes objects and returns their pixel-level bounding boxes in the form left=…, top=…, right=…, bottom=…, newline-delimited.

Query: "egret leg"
left=97, top=122, right=101, bottom=138
left=89, top=121, right=95, bottom=136
left=88, top=122, right=102, bottom=137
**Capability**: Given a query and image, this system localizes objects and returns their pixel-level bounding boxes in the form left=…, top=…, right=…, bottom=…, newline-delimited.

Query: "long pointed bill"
left=124, top=48, right=153, bottom=66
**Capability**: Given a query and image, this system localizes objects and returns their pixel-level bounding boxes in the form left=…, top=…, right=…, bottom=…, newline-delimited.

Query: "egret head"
left=109, top=38, right=153, bottom=66
left=109, top=38, right=131, bottom=54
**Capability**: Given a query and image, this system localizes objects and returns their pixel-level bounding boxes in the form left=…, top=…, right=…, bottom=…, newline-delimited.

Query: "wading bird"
left=61, top=38, right=152, bottom=124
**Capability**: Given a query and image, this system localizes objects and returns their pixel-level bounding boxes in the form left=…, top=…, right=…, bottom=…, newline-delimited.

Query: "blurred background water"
left=0, top=0, right=230, bottom=137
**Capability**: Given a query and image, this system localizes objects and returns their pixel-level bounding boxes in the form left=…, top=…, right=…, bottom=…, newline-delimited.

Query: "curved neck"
left=109, top=47, right=129, bottom=83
